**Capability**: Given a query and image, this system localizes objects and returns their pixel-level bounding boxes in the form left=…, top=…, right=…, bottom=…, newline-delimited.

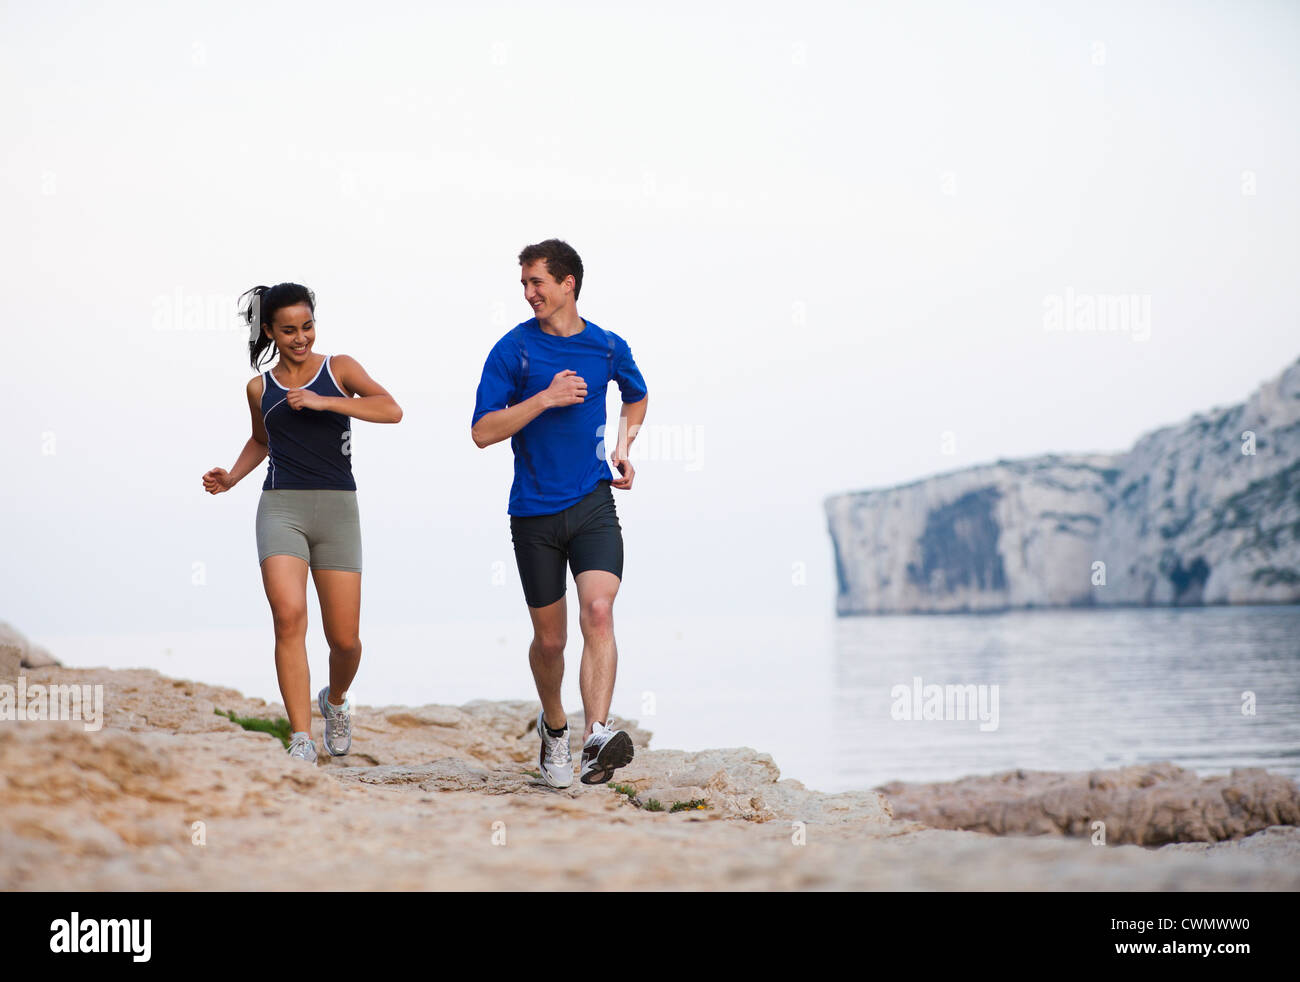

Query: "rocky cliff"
left=826, top=356, right=1300, bottom=614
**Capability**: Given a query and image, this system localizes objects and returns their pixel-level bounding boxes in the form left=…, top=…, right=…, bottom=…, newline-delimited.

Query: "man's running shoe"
left=579, top=718, right=634, bottom=785
left=536, top=710, right=573, bottom=788
left=317, top=687, right=353, bottom=756
left=287, top=732, right=317, bottom=764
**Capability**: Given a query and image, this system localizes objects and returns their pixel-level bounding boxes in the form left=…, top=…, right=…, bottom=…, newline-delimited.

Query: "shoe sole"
left=317, top=689, right=351, bottom=757
left=580, top=730, right=634, bottom=785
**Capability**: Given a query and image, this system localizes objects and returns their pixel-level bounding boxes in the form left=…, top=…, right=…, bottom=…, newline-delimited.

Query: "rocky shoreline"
left=2, top=657, right=1297, bottom=890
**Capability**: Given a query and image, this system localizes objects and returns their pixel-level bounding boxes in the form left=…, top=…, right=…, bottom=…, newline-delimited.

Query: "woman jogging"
left=202, top=283, right=402, bottom=763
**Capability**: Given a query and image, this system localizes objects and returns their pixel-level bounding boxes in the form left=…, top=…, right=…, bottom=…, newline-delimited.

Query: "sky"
left=2, top=0, right=1298, bottom=641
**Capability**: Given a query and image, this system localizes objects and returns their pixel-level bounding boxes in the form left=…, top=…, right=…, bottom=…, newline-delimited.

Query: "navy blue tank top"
left=260, top=355, right=356, bottom=490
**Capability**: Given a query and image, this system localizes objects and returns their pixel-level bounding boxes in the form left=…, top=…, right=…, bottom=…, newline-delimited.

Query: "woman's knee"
left=326, top=632, right=363, bottom=659
left=270, top=604, right=308, bottom=638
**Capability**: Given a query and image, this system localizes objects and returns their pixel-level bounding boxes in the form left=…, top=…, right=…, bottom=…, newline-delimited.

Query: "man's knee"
left=580, top=595, right=615, bottom=635
left=532, top=630, right=567, bottom=660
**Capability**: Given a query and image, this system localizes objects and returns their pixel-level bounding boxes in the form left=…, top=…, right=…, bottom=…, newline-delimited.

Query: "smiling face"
left=264, top=302, right=316, bottom=365
left=521, top=259, right=575, bottom=319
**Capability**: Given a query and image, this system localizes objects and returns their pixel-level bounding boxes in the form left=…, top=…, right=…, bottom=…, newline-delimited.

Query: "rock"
left=1161, top=824, right=1300, bottom=862
left=0, top=646, right=19, bottom=684
left=0, top=622, right=29, bottom=681
left=22, top=646, right=60, bottom=669
left=878, top=762, right=1300, bottom=846
left=2, top=655, right=1297, bottom=890
left=634, top=785, right=710, bottom=809
left=0, top=621, right=61, bottom=671
left=615, top=747, right=894, bottom=824
left=337, top=758, right=530, bottom=794
left=827, top=355, right=1300, bottom=612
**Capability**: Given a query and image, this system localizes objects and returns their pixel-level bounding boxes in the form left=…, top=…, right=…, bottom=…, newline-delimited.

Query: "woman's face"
left=264, top=303, right=316, bottom=364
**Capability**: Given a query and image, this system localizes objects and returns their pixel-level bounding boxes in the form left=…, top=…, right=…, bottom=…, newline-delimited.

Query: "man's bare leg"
left=527, top=595, right=568, bottom=732
left=575, top=569, right=621, bottom=740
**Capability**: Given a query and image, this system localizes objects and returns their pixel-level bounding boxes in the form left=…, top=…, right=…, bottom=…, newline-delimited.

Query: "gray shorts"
left=255, top=490, right=362, bottom=571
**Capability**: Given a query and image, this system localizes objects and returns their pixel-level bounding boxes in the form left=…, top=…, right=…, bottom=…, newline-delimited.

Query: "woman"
left=202, top=283, right=402, bottom=763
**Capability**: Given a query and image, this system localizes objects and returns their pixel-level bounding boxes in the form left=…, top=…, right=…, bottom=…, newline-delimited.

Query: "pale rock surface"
left=877, top=763, right=1300, bottom=846
left=3, top=665, right=1298, bottom=890
left=0, top=620, right=62, bottom=671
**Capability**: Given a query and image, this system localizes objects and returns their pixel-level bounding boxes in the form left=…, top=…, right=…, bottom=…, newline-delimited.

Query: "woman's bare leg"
left=261, top=555, right=312, bottom=734
left=312, top=568, right=362, bottom=703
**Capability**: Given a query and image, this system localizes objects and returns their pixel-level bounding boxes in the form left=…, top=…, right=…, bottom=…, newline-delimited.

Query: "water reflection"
left=832, top=605, right=1300, bottom=789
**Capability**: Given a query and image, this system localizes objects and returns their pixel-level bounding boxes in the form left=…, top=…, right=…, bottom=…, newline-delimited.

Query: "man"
left=471, top=239, right=649, bottom=787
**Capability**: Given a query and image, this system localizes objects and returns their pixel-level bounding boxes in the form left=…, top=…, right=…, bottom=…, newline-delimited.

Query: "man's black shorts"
left=509, top=480, right=623, bottom=608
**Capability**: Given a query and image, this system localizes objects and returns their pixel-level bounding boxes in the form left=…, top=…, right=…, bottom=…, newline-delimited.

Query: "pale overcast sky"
left=3, top=1, right=1297, bottom=638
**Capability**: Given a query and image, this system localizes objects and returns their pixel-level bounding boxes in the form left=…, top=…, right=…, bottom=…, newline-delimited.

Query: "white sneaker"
left=579, top=718, right=634, bottom=785
left=287, top=732, right=317, bottom=764
left=317, top=687, right=352, bottom=756
left=536, top=710, right=573, bottom=788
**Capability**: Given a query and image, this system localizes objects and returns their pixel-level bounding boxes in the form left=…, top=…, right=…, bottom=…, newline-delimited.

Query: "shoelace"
left=584, top=720, right=614, bottom=755
left=545, top=725, right=570, bottom=766
left=288, top=735, right=313, bottom=757
left=328, top=704, right=351, bottom=741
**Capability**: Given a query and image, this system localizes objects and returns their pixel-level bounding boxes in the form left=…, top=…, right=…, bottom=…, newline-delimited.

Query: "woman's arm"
left=202, top=377, right=270, bottom=494
left=285, top=354, right=402, bottom=423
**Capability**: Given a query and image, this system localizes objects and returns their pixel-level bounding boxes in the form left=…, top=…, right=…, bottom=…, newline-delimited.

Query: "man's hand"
left=202, top=467, right=234, bottom=495
left=543, top=369, right=586, bottom=409
left=611, top=450, right=634, bottom=490
left=286, top=388, right=325, bottom=411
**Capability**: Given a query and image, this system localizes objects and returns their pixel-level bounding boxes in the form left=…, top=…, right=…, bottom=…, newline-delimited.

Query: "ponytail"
left=239, top=282, right=315, bottom=370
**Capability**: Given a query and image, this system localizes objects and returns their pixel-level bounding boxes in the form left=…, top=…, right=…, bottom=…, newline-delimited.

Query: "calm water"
left=42, top=605, right=1300, bottom=794
left=830, top=605, right=1300, bottom=791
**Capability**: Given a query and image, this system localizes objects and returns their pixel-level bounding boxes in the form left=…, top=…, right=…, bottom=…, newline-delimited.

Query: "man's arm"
left=472, top=369, right=587, bottom=448
left=610, top=394, right=648, bottom=489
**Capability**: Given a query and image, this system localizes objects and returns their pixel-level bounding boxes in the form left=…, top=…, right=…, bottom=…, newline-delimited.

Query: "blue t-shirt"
left=473, top=318, right=648, bottom=516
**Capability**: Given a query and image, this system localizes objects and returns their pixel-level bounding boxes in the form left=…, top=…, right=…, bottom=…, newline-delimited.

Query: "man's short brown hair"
left=518, top=239, right=584, bottom=299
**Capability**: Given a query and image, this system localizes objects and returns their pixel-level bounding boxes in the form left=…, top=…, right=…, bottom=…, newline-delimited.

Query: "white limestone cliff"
left=826, top=356, right=1300, bottom=614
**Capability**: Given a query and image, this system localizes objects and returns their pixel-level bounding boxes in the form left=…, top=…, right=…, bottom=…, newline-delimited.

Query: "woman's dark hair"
left=239, top=282, right=316, bottom=370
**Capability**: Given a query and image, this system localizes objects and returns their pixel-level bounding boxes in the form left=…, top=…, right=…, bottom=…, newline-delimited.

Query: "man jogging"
left=472, top=239, right=649, bottom=788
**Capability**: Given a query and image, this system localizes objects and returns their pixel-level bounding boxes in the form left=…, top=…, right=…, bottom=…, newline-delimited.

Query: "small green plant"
left=670, top=799, right=709, bottom=813
left=523, top=769, right=542, bottom=779
left=215, top=708, right=293, bottom=749
left=643, top=798, right=664, bottom=812
left=609, top=783, right=639, bottom=798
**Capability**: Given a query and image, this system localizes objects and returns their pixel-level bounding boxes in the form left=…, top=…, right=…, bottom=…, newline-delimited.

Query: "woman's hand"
left=202, top=467, right=235, bottom=494
left=286, top=387, right=325, bottom=411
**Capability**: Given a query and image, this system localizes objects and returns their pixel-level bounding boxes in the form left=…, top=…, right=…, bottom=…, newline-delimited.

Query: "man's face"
left=521, top=259, right=573, bottom=318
